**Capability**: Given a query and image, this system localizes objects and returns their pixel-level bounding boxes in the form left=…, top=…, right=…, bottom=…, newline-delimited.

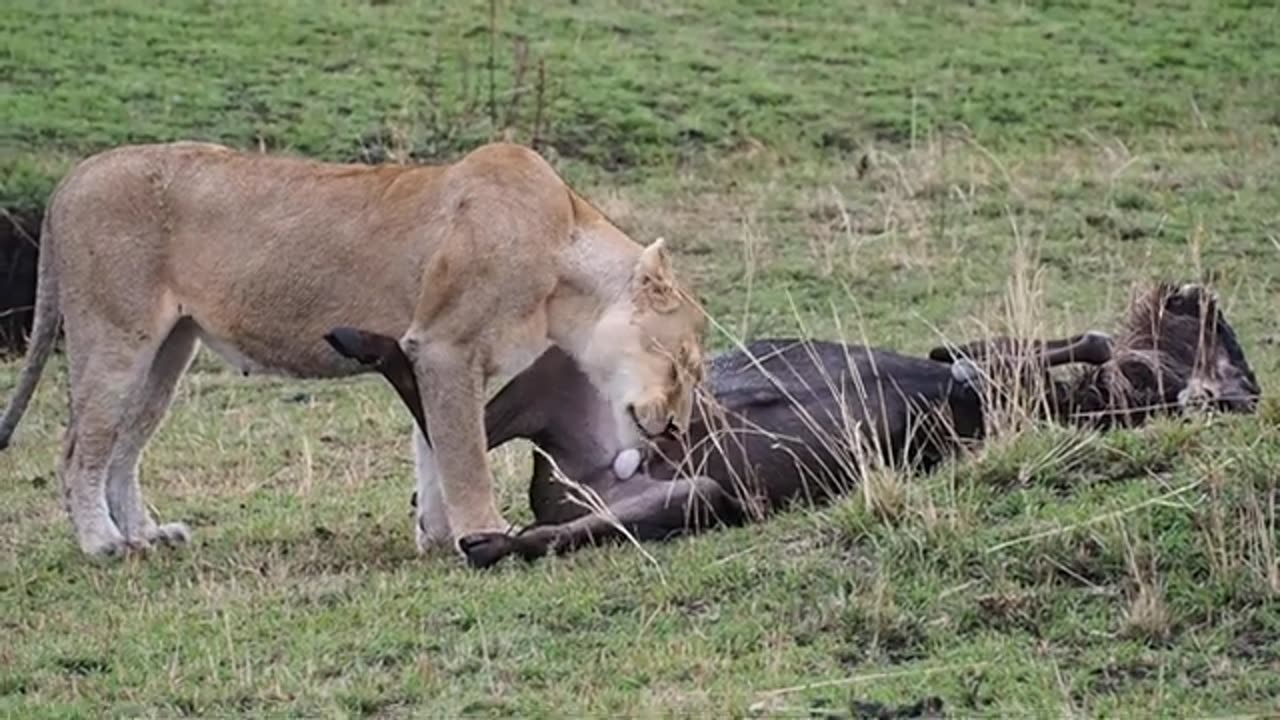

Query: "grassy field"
left=2, top=0, right=1279, bottom=716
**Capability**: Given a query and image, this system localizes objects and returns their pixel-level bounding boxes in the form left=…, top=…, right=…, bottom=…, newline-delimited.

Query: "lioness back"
left=46, top=141, right=576, bottom=378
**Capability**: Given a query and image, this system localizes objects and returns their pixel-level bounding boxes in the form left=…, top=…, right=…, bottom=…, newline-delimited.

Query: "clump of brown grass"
left=1121, top=528, right=1174, bottom=643
left=804, top=130, right=999, bottom=278
left=1197, top=449, right=1279, bottom=599
left=354, top=2, right=554, bottom=166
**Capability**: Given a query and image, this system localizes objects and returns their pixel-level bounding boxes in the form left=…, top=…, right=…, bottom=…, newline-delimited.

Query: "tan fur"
left=0, top=141, right=706, bottom=559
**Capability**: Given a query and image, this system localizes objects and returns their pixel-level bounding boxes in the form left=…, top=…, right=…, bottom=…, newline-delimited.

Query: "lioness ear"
left=638, top=237, right=669, bottom=275
left=633, top=237, right=681, bottom=313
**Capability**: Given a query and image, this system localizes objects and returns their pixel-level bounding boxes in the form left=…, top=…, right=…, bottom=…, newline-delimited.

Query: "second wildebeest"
left=0, top=208, right=42, bottom=355
left=326, top=281, right=1259, bottom=568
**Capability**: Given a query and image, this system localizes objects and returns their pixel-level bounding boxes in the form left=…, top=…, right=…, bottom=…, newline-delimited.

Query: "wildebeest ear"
left=632, top=237, right=682, bottom=313
left=929, top=345, right=959, bottom=363
left=1164, top=283, right=1217, bottom=318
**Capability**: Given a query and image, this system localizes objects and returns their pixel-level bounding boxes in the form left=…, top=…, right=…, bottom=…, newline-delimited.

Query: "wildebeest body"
left=328, top=329, right=986, bottom=564
left=626, top=339, right=985, bottom=511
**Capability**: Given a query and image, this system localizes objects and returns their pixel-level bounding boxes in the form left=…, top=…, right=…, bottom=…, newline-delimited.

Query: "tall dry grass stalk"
left=1198, top=452, right=1280, bottom=597
left=691, top=293, right=968, bottom=534
left=355, top=6, right=554, bottom=166
left=533, top=445, right=665, bottom=577
left=1120, top=527, right=1173, bottom=642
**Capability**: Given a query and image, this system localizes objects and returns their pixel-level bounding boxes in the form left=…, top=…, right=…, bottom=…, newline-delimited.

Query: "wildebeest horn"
left=1040, top=331, right=1112, bottom=367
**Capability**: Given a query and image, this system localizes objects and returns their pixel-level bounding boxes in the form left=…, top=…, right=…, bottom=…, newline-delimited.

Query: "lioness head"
left=582, top=238, right=706, bottom=449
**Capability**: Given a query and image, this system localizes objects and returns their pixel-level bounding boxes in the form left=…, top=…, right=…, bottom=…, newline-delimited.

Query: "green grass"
left=2, top=0, right=1279, bottom=716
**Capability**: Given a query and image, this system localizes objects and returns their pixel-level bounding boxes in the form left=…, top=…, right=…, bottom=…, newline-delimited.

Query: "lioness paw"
left=414, top=514, right=455, bottom=555
left=80, top=529, right=130, bottom=560
left=149, top=522, right=192, bottom=547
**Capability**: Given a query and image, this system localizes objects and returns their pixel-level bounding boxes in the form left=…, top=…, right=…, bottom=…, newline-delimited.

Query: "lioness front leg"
left=410, top=340, right=508, bottom=547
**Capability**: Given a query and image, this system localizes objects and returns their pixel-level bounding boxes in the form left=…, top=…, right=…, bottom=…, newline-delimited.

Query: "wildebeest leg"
left=930, top=331, right=1113, bottom=367
left=457, top=475, right=740, bottom=568
left=325, top=328, right=454, bottom=548
left=409, top=349, right=562, bottom=547
left=1038, top=331, right=1113, bottom=367
left=325, top=328, right=428, bottom=435
left=326, top=326, right=560, bottom=449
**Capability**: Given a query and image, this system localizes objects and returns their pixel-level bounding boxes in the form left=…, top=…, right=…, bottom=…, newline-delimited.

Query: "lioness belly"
left=194, top=329, right=345, bottom=378
left=158, top=153, right=433, bottom=378
left=184, top=277, right=417, bottom=380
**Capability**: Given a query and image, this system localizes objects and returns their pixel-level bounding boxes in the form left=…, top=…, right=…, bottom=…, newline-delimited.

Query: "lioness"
left=0, top=141, right=706, bottom=560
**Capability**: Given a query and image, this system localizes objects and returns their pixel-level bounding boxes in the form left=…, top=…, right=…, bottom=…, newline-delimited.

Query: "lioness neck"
left=545, top=192, right=640, bottom=358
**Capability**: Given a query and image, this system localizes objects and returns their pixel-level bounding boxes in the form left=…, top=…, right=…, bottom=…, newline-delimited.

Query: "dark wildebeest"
left=326, top=282, right=1259, bottom=568
left=0, top=209, right=42, bottom=355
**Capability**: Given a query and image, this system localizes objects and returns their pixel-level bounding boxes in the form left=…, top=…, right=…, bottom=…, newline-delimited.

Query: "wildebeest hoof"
left=927, top=344, right=959, bottom=363
left=457, top=532, right=518, bottom=569
left=1078, top=330, right=1114, bottom=364
left=323, top=326, right=384, bottom=365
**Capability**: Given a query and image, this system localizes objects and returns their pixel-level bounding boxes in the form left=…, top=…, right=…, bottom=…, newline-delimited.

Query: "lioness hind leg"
left=60, top=413, right=126, bottom=558
left=105, top=319, right=199, bottom=548
left=61, top=353, right=141, bottom=558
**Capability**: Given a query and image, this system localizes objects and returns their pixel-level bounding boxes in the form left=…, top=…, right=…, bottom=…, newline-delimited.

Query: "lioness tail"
left=0, top=208, right=60, bottom=450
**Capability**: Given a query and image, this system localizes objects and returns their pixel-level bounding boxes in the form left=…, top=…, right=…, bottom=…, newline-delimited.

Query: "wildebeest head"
left=1108, top=282, right=1260, bottom=415
left=929, top=281, right=1260, bottom=427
